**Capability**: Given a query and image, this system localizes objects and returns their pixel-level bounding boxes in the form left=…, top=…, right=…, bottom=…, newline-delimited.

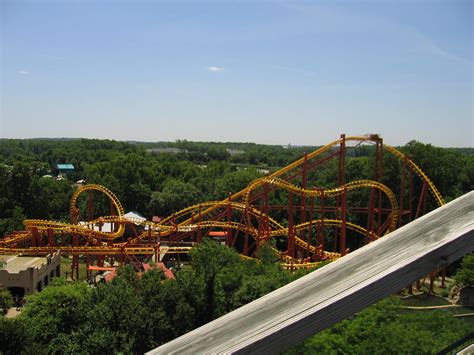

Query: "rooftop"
left=0, top=255, right=49, bottom=274
left=226, top=149, right=246, bottom=156
left=124, top=211, right=146, bottom=222
left=56, top=164, right=75, bottom=170
left=147, top=148, right=184, bottom=154
left=78, top=211, right=148, bottom=233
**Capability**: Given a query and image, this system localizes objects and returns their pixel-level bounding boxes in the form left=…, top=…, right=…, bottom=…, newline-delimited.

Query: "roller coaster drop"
left=0, top=134, right=444, bottom=279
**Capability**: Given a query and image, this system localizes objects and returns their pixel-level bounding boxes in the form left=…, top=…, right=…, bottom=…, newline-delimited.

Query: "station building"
left=0, top=252, right=60, bottom=298
left=56, top=163, right=75, bottom=176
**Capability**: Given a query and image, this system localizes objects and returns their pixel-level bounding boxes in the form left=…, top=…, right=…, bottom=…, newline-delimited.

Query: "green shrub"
left=0, top=290, right=13, bottom=315
left=454, top=253, right=474, bottom=287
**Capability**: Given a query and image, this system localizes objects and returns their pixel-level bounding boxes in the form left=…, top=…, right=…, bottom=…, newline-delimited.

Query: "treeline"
left=0, top=138, right=473, bottom=236
left=0, top=138, right=312, bottom=170
left=0, top=139, right=271, bottom=234
left=139, top=139, right=317, bottom=167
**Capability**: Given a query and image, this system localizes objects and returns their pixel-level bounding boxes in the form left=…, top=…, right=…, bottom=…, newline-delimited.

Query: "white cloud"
left=409, top=30, right=468, bottom=63
left=285, top=3, right=470, bottom=64
left=18, top=70, right=30, bottom=75
left=207, top=66, right=224, bottom=72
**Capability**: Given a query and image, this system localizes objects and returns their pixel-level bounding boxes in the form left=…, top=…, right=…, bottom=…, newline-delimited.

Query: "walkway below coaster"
left=148, top=191, right=474, bottom=354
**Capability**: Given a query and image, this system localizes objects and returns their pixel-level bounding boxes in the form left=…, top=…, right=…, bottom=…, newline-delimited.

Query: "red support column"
left=335, top=134, right=346, bottom=252
left=198, top=206, right=203, bottom=243
left=288, top=192, right=295, bottom=258
left=72, top=232, right=79, bottom=280
left=318, top=190, right=325, bottom=259
left=398, top=158, right=407, bottom=228
left=429, top=271, right=435, bottom=293
left=243, top=234, right=249, bottom=256
left=308, top=196, right=314, bottom=260
left=119, top=246, right=125, bottom=267
left=367, top=185, right=376, bottom=235
left=32, top=227, right=41, bottom=247
left=301, top=154, right=308, bottom=258
left=226, top=194, right=232, bottom=247
left=243, top=207, right=250, bottom=255
left=440, top=268, right=446, bottom=288
left=376, top=137, right=383, bottom=233
left=301, top=153, right=308, bottom=224
left=340, top=188, right=347, bottom=255
left=415, top=182, right=428, bottom=219
left=86, top=255, right=90, bottom=280
left=47, top=228, right=54, bottom=246
left=422, top=191, right=428, bottom=216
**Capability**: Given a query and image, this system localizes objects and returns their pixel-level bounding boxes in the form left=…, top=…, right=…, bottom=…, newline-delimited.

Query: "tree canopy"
left=286, top=297, right=472, bottom=355
left=455, top=253, right=474, bottom=287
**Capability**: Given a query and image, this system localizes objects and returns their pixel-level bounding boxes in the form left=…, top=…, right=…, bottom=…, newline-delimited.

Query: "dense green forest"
left=0, top=137, right=473, bottom=353
left=0, top=138, right=314, bottom=235
left=286, top=296, right=472, bottom=354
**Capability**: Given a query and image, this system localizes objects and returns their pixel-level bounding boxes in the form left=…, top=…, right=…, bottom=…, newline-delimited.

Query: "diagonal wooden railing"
left=149, top=191, right=473, bottom=354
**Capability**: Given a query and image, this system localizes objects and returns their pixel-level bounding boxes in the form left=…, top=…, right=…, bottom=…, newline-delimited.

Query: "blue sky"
left=1, top=0, right=472, bottom=147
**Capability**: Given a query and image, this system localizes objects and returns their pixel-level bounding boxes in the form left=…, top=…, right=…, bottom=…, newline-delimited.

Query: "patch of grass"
left=401, top=293, right=450, bottom=307
left=59, top=257, right=87, bottom=280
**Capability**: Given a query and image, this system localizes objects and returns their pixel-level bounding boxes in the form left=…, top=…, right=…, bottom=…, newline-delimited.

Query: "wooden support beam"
left=149, top=191, right=474, bottom=355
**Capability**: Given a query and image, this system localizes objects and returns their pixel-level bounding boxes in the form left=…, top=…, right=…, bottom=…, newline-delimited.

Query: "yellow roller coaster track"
left=156, top=201, right=286, bottom=231
left=0, top=135, right=444, bottom=270
left=178, top=136, right=444, bottom=228
left=244, top=178, right=399, bottom=233
left=14, top=213, right=378, bottom=265
left=69, top=184, right=126, bottom=236
left=70, top=184, right=125, bottom=219
left=383, top=145, right=444, bottom=206
left=0, top=246, right=193, bottom=256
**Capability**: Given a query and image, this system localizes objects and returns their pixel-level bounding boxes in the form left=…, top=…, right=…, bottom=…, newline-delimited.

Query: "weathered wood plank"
left=148, top=191, right=474, bottom=354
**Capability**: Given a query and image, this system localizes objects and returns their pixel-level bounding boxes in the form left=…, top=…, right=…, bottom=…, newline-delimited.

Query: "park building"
left=56, top=163, right=75, bottom=177
left=0, top=252, right=60, bottom=299
left=78, top=211, right=147, bottom=235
